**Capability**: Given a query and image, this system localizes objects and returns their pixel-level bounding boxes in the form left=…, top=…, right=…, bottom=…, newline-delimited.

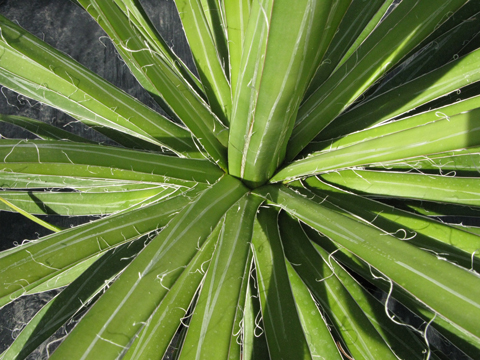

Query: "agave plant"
left=1, top=0, right=480, bottom=359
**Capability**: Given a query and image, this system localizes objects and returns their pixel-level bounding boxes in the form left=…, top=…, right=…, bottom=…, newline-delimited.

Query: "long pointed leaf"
left=242, top=269, right=270, bottom=360
left=272, top=108, right=480, bottom=182
left=303, top=177, right=480, bottom=270
left=288, top=0, right=469, bottom=160
left=0, top=115, right=92, bottom=143
left=174, top=0, right=232, bottom=123
left=320, top=47, right=480, bottom=140
left=1, top=237, right=146, bottom=360
left=113, top=0, right=205, bottom=96
left=302, top=224, right=480, bottom=360
left=251, top=206, right=312, bottom=359
left=78, top=0, right=228, bottom=168
left=0, top=140, right=223, bottom=186
left=0, top=188, right=199, bottom=307
left=0, top=195, right=61, bottom=232
left=179, top=194, right=262, bottom=359
left=285, top=261, right=344, bottom=360
left=0, top=186, right=174, bottom=216
left=122, top=221, right=221, bottom=360
left=0, top=14, right=197, bottom=157
left=305, top=0, right=393, bottom=98
left=222, top=0, right=251, bottom=95
left=279, top=212, right=400, bottom=360
left=228, top=0, right=335, bottom=186
left=304, top=95, right=480, bottom=155
left=48, top=175, right=247, bottom=359
left=254, top=184, right=480, bottom=341
left=322, top=169, right=480, bottom=207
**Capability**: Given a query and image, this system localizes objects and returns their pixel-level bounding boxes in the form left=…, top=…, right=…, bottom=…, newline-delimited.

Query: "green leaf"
left=112, top=0, right=206, bottom=97
left=288, top=0, right=470, bottom=160
left=228, top=0, right=336, bottom=186
left=367, top=9, right=480, bottom=97
left=0, top=186, right=174, bottom=216
left=174, top=0, right=232, bottom=123
left=1, top=237, right=146, bottom=360
left=279, top=212, right=400, bottom=360
left=122, top=221, right=221, bottom=360
left=0, top=188, right=199, bottom=307
left=0, top=140, right=223, bottom=186
left=377, top=146, right=480, bottom=175
left=319, top=47, right=480, bottom=140
left=0, top=172, right=170, bottom=191
left=227, top=249, right=253, bottom=360
left=242, top=270, right=270, bottom=360
left=303, top=177, right=480, bottom=271
left=304, top=94, right=480, bottom=155
left=0, top=195, right=61, bottom=232
left=272, top=108, right=480, bottom=182
left=0, top=14, right=197, bottom=157
left=48, top=175, right=247, bottom=359
left=254, top=184, right=480, bottom=341
left=302, top=225, right=480, bottom=360
left=25, top=252, right=105, bottom=294
left=305, top=0, right=393, bottom=98
left=222, top=0, right=251, bottom=95
left=251, top=206, right=312, bottom=360
left=285, top=261, right=344, bottom=360
left=178, top=194, right=262, bottom=359
left=0, top=114, right=92, bottom=142
left=321, top=169, right=480, bottom=207
left=77, top=0, right=229, bottom=168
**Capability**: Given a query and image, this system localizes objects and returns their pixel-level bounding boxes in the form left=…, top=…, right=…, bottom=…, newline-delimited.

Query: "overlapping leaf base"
left=1, top=0, right=480, bottom=359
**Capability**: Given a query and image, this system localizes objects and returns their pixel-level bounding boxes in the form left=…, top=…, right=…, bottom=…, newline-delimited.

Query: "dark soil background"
left=0, top=1, right=474, bottom=359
